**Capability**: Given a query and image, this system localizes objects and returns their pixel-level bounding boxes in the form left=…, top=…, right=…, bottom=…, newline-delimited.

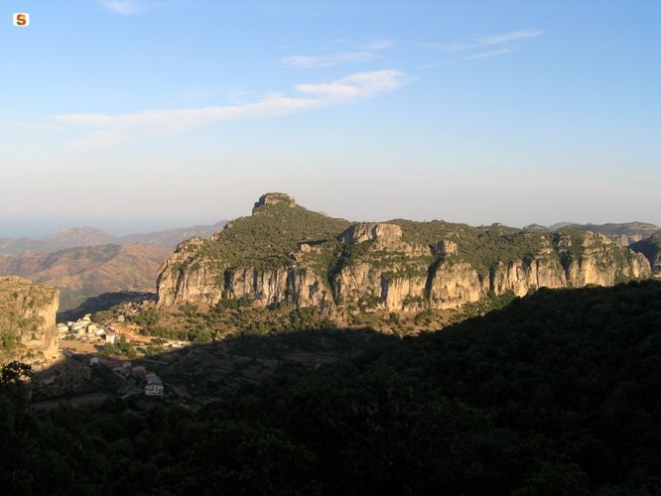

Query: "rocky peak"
left=252, top=193, right=297, bottom=215
left=339, top=223, right=403, bottom=246
left=432, top=240, right=458, bottom=256
left=175, top=236, right=206, bottom=253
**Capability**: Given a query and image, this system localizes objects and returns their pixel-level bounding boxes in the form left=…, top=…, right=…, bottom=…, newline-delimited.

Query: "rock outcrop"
left=0, top=276, right=59, bottom=366
left=252, top=192, right=297, bottom=215
left=156, top=194, right=652, bottom=316
left=631, top=233, right=661, bottom=276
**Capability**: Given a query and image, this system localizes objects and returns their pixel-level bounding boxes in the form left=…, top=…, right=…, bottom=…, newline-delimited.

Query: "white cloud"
left=296, top=70, right=405, bottom=101
left=466, top=47, right=517, bottom=60
left=98, top=0, right=141, bottom=15
left=53, top=70, right=407, bottom=147
left=282, top=39, right=393, bottom=69
left=479, top=30, right=544, bottom=46
left=282, top=51, right=380, bottom=68
left=423, top=29, right=543, bottom=59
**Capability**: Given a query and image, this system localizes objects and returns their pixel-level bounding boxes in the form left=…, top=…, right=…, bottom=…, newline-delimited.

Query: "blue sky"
left=1, top=0, right=660, bottom=236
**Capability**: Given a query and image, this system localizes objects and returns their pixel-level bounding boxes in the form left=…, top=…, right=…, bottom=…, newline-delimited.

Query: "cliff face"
left=156, top=194, right=652, bottom=316
left=0, top=276, right=59, bottom=366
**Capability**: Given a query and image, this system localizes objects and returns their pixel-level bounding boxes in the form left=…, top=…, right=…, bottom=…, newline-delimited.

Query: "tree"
left=0, top=361, right=31, bottom=389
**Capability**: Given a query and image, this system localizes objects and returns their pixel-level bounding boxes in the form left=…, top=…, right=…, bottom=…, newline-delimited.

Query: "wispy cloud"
left=359, top=39, right=393, bottom=51
left=466, top=46, right=517, bottom=60
left=479, top=30, right=544, bottom=46
left=53, top=70, right=407, bottom=148
left=98, top=0, right=141, bottom=15
left=423, top=29, right=543, bottom=60
left=282, top=39, right=393, bottom=69
left=282, top=51, right=380, bottom=69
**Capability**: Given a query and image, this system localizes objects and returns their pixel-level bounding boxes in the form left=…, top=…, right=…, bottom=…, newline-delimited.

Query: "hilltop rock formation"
left=252, top=192, right=297, bottom=214
left=0, top=276, right=59, bottom=366
left=156, top=194, right=651, bottom=316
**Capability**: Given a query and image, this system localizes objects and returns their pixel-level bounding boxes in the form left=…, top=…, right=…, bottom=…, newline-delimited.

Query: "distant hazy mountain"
left=523, top=221, right=660, bottom=246
left=45, top=226, right=116, bottom=250
left=0, top=222, right=226, bottom=255
left=0, top=237, right=47, bottom=255
left=117, top=221, right=226, bottom=248
left=545, top=221, right=578, bottom=231
left=0, top=244, right=171, bottom=311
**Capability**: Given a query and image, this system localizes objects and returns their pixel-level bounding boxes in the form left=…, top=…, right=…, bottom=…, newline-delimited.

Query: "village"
left=28, top=305, right=347, bottom=410
left=53, top=313, right=190, bottom=399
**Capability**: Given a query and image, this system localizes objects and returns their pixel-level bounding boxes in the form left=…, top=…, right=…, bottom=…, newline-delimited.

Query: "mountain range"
left=2, top=197, right=660, bottom=317
left=0, top=222, right=226, bottom=311
left=523, top=221, right=660, bottom=246
left=0, top=222, right=226, bottom=255
left=0, top=244, right=171, bottom=311
left=156, top=193, right=660, bottom=323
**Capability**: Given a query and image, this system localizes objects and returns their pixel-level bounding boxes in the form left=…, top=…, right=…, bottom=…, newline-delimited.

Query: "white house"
left=145, top=382, right=164, bottom=396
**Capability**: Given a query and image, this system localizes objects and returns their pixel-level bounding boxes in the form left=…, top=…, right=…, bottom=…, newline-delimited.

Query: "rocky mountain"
left=0, top=222, right=225, bottom=255
left=0, top=227, right=114, bottom=254
left=0, top=244, right=171, bottom=311
left=0, top=237, right=48, bottom=255
left=525, top=221, right=660, bottom=246
left=0, top=276, right=59, bottom=366
left=631, top=232, right=661, bottom=275
left=157, top=193, right=652, bottom=318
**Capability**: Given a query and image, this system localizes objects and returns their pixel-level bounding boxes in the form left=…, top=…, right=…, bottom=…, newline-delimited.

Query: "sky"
left=1, top=0, right=660, bottom=237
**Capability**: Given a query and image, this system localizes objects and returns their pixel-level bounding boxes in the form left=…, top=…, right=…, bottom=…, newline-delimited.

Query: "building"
left=105, top=330, right=117, bottom=344
left=145, top=382, right=164, bottom=396
left=145, top=373, right=164, bottom=397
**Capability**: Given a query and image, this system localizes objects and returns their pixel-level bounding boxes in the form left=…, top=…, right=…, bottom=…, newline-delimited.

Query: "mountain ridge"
left=0, top=244, right=171, bottom=311
left=0, top=221, right=226, bottom=255
left=156, top=193, right=654, bottom=321
left=524, top=221, right=660, bottom=246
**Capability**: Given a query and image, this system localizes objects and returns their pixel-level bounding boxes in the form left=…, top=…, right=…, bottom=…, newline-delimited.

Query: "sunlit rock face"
left=0, top=276, right=59, bottom=366
left=156, top=193, right=652, bottom=316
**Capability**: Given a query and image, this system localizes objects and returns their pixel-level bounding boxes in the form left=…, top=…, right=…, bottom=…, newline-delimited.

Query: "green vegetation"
left=196, top=202, right=350, bottom=271
left=101, top=334, right=137, bottom=359
left=0, top=361, right=31, bottom=390
left=3, top=281, right=661, bottom=494
left=391, top=219, right=559, bottom=276
left=128, top=299, right=338, bottom=343
left=159, top=197, right=649, bottom=324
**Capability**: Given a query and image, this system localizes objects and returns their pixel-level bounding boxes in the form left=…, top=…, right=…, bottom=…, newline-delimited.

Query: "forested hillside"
left=2, top=280, right=661, bottom=494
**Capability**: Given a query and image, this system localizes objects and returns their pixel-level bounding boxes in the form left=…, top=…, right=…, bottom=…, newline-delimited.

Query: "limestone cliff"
left=0, top=276, right=59, bottom=366
left=156, top=194, right=652, bottom=316
left=631, top=233, right=661, bottom=276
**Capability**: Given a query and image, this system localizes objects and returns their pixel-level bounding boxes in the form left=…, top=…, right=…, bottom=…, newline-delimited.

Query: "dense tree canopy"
left=2, top=281, right=661, bottom=494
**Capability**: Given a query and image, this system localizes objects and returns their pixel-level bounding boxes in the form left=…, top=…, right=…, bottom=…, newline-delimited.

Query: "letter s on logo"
left=14, top=13, right=30, bottom=27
